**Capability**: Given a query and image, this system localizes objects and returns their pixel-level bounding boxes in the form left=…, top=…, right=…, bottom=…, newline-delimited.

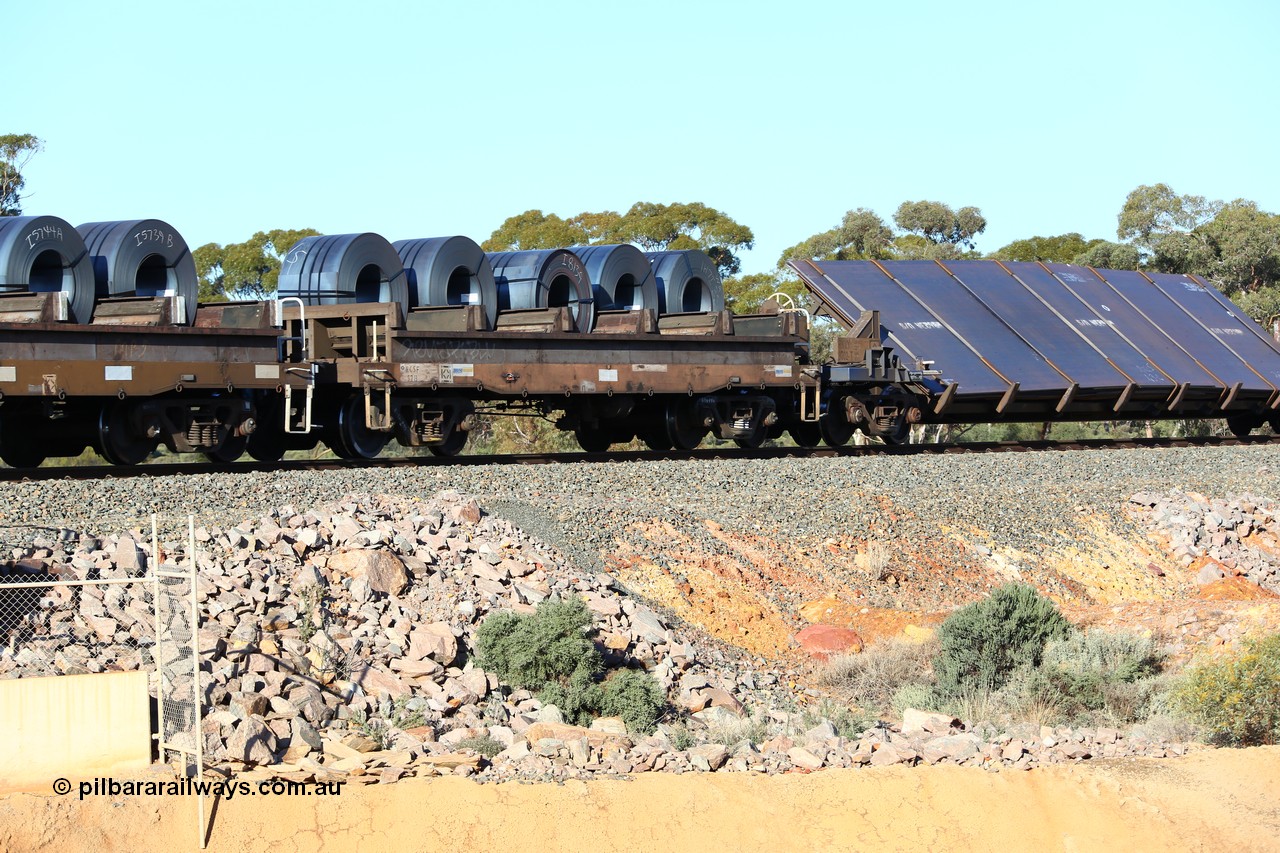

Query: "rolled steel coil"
left=486, top=249, right=594, bottom=332
left=393, top=236, right=498, bottom=328
left=569, top=244, right=658, bottom=312
left=646, top=250, right=725, bottom=314
left=0, top=215, right=96, bottom=322
left=77, top=218, right=199, bottom=324
left=277, top=233, right=408, bottom=307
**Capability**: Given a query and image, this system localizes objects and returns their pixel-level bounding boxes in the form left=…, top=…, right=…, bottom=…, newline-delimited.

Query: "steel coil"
left=76, top=218, right=198, bottom=324
left=646, top=250, right=725, bottom=314
left=393, top=236, right=498, bottom=328
left=277, top=233, right=408, bottom=307
left=0, top=215, right=96, bottom=322
left=569, top=244, right=658, bottom=312
left=486, top=249, right=595, bottom=332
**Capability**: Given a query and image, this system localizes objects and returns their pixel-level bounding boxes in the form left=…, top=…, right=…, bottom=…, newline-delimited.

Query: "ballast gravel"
left=1, top=446, right=1274, bottom=605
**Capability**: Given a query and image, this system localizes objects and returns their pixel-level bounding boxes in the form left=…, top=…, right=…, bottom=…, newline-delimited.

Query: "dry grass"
left=820, top=635, right=938, bottom=713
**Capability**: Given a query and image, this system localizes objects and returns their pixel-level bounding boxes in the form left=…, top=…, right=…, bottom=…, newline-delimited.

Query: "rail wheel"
left=246, top=426, right=286, bottom=462
left=1226, top=415, right=1257, bottom=438
left=877, top=419, right=911, bottom=445
left=427, top=425, right=469, bottom=457
left=787, top=422, right=822, bottom=449
left=97, top=401, right=157, bottom=466
left=204, top=434, right=247, bottom=464
left=734, top=426, right=767, bottom=449
left=639, top=420, right=672, bottom=451
left=820, top=396, right=855, bottom=447
left=0, top=404, right=46, bottom=468
left=333, top=395, right=389, bottom=460
left=665, top=399, right=707, bottom=450
left=574, top=426, right=612, bottom=453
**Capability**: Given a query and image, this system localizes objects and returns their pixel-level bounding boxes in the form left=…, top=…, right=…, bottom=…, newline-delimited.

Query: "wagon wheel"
left=428, top=425, right=469, bottom=457
left=734, top=425, right=767, bottom=449
left=664, top=399, right=707, bottom=451
left=204, top=433, right=247, bottom=464
left=333, top=395, right=389, bottom=460
left=97, top=401, right=157, bottom=466
left=820, top=395, right=855, bottom=447
left=0, top=404, right=46, bottom=468
left=574, top=426, right=612, bottom=453
left=877, top=418, right=912, bottom=445
left=639, top=420, right=673, bottom=451
left=246, top=426, right=286, bottom=462
left=1226, top=415, right=1256, bottom=438
left=788, top=421, right=822, bottom=449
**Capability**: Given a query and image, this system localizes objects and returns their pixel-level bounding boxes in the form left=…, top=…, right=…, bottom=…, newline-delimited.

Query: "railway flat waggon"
left=1, top=213, right=1279, bottom=468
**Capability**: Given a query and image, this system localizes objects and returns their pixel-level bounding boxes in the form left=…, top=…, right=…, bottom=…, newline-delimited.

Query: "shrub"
left=934, top=583, right=1073, bottom=695
left=1028, top=630, right=1165, bottom=723
left=538, top=664, right=605, bottom=727
left=891, top=682, right=939, bottom=716
left=474, top=596, right=666, bottom=734
left=1042, top=630, right=1161, bottom=684
left=456, top=735, right=505, bottom=758
left=475, top=597, right=602, bottom=691
left=821, top=636, right=937, bottom=713
left=600, top=669, right=666, bottom=734
left=1175, top=633, right=1280, bottom=746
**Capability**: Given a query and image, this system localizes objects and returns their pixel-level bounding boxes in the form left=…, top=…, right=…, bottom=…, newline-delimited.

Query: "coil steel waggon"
left=0, top=213, right=1277, bottom=468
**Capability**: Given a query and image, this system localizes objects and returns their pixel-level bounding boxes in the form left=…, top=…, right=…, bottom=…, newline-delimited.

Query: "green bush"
left=1175, top=633, right=1280, bottom=747
left=474, top=597, right=602, bottom=691
left=455, top=735, right=505, bottom=758
left=1023, top=630, right=1165, bottom=723
left=474, top=596, right=666, bottom=734
left=600, top=669, right=666, bottom=733
left=538, top=665, right=606, bottom=727
left=934, top=583, right=1073, bottom=695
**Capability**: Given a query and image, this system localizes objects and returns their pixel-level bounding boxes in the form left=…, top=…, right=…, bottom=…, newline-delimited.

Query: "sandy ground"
left=3, top=747, right=1277, bottom=853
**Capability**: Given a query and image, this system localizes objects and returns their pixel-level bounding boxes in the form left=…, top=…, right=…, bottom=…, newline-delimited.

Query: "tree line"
left=4, top=132, right=1278, bottom=323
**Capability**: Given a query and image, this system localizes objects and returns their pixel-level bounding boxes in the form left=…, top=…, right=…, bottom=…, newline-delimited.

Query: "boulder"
left=794, top=624, right=863, bottom=659
left=327, top=550, right=410, bottom=596
left=226, top=716, right=279, bottom=765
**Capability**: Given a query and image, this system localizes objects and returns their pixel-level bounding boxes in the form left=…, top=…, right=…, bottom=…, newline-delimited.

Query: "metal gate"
left=151, top=516, right=207, bottom=848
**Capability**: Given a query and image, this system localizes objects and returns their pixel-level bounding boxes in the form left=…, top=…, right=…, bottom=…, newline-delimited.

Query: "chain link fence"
left=0, top=512, right=205, bottom=758
left=0, top=515, right=158, bottom=680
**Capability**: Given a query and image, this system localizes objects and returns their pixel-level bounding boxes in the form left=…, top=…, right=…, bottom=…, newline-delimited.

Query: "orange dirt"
left=3, top=748, right=1278, bottom=852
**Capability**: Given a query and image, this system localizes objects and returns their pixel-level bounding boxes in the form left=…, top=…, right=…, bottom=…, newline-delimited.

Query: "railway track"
left=2, top=434, right=1276, bottom=483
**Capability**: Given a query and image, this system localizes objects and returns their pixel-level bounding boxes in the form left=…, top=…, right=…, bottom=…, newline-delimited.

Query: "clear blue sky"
left=7, top=0, right=1278, bottom=276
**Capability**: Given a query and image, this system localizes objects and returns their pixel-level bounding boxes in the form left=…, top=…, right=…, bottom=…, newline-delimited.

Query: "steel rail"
left=0, top=434, right=1276, bottom=483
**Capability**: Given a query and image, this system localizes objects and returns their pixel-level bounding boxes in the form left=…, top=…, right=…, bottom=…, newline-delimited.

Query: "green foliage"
left=1117, top=183, right=1221, bottom=251
left=989, top=233, right=1101, bottom=263
left=538, top=663, right=605, bottom=726
left=1235, top=284, right=1280, bottom=324
left=1072, top=240, right=1141, bottom=270
left=194, top=228, right=322, bottom=301
left=0, top=133, right=41, bottom=216
left=456, top=735, right=505, bottom=758
left=780, top=200, right=986, bottom=267
left=894, top=201, right=986, bottom=252
left=475, top=596, right=666, bottom=734
left=600, top=668, right=666, bottom=734
left=483, top=201, right=754, bottom=279
left=1111, top=184, right=1280, bottom=297
left=1005, top=630, right=1164, bottom=724
left=776, top=208, right=894, bottom=267
left=891, top=682, right=940, bottom=716
left=1042, top=630, right=1161, bottom=685
left=1175, top=633, right=1280, bottom=746
left=720, top=271, right=807, bottom=314
left=934, top=583, right=1073, bottom=695
left=474, top=596, right=601, bottom=691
